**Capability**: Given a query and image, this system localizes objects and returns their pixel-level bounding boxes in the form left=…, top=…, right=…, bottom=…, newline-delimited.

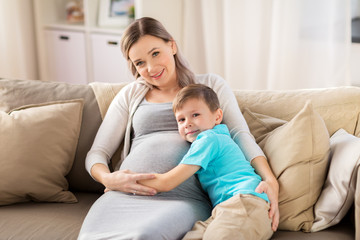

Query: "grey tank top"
left=120, top=99, right=210, bottom=202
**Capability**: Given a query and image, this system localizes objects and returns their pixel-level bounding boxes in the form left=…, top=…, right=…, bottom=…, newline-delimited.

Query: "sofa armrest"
left=356, top=165, right=360, bottom=240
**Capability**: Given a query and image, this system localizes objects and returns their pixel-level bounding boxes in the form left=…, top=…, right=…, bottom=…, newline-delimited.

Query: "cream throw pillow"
left=258, top=102, right=330, bottom=232
left=356, top=167, right=360, bottom=240
left=242, top=108, right=287, bottom=143
left=0, top=99, right=84, bottom=205
left=311, top=129, right=360, bottom=232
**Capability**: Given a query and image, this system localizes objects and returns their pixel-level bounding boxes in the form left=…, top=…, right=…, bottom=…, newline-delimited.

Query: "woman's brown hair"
left=120, top=17, right=195, bottom=87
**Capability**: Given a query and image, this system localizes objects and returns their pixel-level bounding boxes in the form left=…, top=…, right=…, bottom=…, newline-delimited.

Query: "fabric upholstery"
left=271, top=222, right=354, bottom=240
left=356, top=165, right=360, bottom=240
left=0, top=100, right=83, bottom=205
left=242, top=108, right=287, bottom=143
left=311, top=129, right=360, bottom=232
left=89, top=82, right=128, bottom=119
left=233, top=87, right=360, bottom=137
left=0, top=192, right=100, bottom=240
left=0, top=79, right=104, bottom=192
left=257, top=102, right=330, bottom=232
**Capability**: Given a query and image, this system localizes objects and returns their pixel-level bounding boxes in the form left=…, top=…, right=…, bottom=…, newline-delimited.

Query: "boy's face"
left=175, top=98, right=223, bottom=142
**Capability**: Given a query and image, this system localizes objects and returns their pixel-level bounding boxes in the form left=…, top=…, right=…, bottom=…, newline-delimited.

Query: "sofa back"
left=234, top=86, right=360, bottom=137
left=2, top=78, right=360, bottom=194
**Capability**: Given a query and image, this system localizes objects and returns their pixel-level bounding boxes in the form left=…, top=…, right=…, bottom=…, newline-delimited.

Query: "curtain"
left=182, top=0, right=351, bottom=90
left=0, top=0, right=38, bottom=80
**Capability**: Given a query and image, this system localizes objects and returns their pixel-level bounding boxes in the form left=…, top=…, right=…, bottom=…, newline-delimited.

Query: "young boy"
left=139, top=84, right=273, bottom=240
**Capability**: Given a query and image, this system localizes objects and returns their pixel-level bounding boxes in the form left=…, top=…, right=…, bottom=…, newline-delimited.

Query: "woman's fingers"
left=104, top=169, right=157, bottom=195
left=133, top=173, right=156, bottom=181
left=132, top=173, right=157, bottom=195
left=271, top=206, right=280, bottom=231
left=255, top=180, right=279, bottom=232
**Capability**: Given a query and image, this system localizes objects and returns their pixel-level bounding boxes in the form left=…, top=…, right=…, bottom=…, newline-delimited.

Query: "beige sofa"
left=0, top=78, right=358, bottom=240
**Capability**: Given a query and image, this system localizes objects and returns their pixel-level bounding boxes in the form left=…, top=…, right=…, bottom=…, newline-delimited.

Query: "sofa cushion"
left=311, top=129, right=360, bottom=232
left=0, top=192, right=100, bottom=240
left=272, top=221, right=354, bottom=240
left=258, top=102, right=330, bottom=232
left=0, top=79, right=104, bottom=192
left=0, top=100, right=83, bottom=205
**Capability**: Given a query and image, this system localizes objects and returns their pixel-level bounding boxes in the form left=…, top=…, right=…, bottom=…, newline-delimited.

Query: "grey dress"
left=78, top=99, right=212, bottom=240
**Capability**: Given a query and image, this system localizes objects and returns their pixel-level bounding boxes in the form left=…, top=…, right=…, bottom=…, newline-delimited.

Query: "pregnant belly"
left=120, top=131, right=190, bottom=173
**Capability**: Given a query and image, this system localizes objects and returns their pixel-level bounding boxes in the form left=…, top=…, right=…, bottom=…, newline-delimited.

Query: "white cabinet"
left=91, top=33, right=134, bottom=83
left=34, top=0, right=135, bottom=84
left=45, top=30, right=87, bottom=84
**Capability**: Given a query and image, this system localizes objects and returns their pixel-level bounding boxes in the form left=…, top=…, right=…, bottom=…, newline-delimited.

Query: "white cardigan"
left=85, top=73, right=265, bottom=177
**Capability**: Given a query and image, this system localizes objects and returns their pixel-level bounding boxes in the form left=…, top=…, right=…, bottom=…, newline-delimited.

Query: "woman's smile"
left=151, top=69, right=164, bottom=79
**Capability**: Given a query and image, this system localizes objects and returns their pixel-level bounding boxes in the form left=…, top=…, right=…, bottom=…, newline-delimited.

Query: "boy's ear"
left=215, top=108, right=223, bottom=124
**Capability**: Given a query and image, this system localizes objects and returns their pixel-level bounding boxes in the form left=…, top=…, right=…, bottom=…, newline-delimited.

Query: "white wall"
left=135, top=0, right=183, bottom=48
left=0, top=0, right=38, bottom=80
left=352, top=0, right=360, bottom=18
left=136, top=0, right=352, bottom=90
left=351, top=43, right=360, bottom=86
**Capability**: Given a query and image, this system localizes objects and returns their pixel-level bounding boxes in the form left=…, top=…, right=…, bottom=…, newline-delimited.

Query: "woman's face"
left=128, top=35, right=177, bottom=89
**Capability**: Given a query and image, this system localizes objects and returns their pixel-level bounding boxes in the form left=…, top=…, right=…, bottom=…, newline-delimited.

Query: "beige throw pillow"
left=243, top=108, right=287, bottom=143
left=0, top=78, right=104, bottom=193
left=311, top=129, right=360, bottom=232
left=0, top=99, right=84, bottom=205
left=258, top=102, right=330, bottom=232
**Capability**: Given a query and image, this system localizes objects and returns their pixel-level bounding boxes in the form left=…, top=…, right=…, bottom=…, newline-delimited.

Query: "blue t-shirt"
left=180, top=124, right=269, bottom=207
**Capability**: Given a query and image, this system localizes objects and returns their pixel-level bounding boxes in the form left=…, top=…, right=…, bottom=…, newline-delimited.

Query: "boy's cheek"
left=178, top=129, right=187, bottom=140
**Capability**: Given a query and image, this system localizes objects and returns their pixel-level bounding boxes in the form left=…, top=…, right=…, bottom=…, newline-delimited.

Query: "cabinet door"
left=91, top=33, right=134, bottom=83
left=45, top=30, right=87, bottom=84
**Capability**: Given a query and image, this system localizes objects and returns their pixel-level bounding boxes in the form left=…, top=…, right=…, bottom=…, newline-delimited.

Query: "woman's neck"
left=146, top=84, right=181, bottom=103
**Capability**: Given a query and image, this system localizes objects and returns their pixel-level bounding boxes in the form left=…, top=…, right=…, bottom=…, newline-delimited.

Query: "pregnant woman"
left=78, top=17, right=279, bottom=239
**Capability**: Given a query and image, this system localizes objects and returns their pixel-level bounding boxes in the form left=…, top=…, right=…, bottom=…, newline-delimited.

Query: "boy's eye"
left=152, top=51, right=159, bottom=57
left=178, top=118, right=185, bottom=123
left=192, top=113, right=200, bottom=117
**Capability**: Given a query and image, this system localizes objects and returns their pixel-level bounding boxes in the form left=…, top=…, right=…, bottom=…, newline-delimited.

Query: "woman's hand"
left=91, top=164, right=157, bottom=196
left=251, top=156, right=280, bottom=232
left=103, top=169, right=157, bottom=195
left=255, top=179, right=279, bottom=232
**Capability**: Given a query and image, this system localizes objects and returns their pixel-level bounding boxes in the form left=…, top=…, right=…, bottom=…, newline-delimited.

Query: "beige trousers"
left=183, top=194, right=273, bottom=240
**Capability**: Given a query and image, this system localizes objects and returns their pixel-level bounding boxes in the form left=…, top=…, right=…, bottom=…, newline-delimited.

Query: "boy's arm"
left=138, top=164, right=201, bottom=192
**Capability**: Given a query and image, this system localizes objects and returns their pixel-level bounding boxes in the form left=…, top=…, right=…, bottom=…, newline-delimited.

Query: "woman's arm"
left=86, top=83, right=157, bottom=195
left=252, top=156, right=279, bottom=231
left=139, top=164, right=200, bottom=192
left=85, top=90, right=129, bottom=175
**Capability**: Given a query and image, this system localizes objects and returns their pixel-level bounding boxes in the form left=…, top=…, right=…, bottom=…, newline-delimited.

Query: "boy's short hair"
left=173, top=84, right=220, bottom=113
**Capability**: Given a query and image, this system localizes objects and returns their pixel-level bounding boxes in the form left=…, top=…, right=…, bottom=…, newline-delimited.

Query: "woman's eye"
left=135, top=61, right=144, bottom=67
left=152, top=51, right=159, bottom=57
